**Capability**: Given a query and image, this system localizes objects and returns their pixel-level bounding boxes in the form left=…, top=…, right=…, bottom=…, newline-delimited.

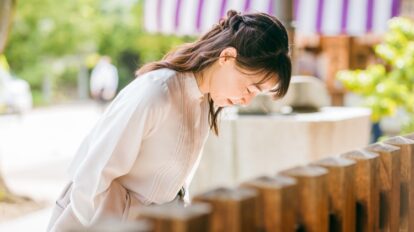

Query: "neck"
left=194, top=62, right=218, bottom=95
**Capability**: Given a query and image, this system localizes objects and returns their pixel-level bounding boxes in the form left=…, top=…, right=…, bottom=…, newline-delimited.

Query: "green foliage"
left=337, top=17, right=414, bottom=132
left=4, top=0, right=194, bottom=105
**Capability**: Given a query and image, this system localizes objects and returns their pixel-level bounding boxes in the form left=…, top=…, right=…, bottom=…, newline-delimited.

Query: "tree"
left=337, top=17, right=414, bottom=134
left=5, top=0, right=193, bottom=105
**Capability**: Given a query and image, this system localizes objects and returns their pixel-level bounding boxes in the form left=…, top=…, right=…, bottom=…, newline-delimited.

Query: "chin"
left=211, top=95, right=236, bottom=107
left=214, top=103, right=228, bottom=107
left=213, top=99, right=232, bottom=107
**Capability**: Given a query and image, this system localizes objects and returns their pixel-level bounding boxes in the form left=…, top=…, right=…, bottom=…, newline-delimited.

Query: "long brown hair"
left=136, top=10, right=292, bottom=135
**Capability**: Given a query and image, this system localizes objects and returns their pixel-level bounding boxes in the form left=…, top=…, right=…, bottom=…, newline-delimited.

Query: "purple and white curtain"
left=295, top=0, right=401, bottom=35
left=144, top=0, right=401, bottom=36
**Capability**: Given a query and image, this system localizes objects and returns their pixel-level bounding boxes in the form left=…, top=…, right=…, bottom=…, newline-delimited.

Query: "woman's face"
left=209, top=48, right=278, bottom=107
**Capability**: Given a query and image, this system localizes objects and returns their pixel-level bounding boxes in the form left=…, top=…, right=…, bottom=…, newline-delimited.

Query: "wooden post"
left=136, top=202, right=211, bottom=232
left=69, top=219, right=154, bottom=232
left=384, top=136, right=414, bottom=232
left=0, top=0, right=16, bottom=53
left=241, top=175, right=297, bottom=232
left=279, top=166, right=329, bottom=232
left=311, top=157, right=356, bottom=232
left=320, top=36, right=350, bottom=106
left=273, top=0, right=294, bottom=59
left=193, top=187, right=258, bottom=232
left=341, top=149, right=380, bottom=232
left=366, top=143, right=401, bottom=232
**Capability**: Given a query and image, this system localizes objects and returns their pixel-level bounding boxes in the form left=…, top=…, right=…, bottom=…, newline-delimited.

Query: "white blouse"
left=67, top=68, right=210, bottom=225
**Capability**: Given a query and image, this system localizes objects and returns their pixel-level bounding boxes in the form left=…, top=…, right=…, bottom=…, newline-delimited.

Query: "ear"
left=218, top=47, right=237, bottom=66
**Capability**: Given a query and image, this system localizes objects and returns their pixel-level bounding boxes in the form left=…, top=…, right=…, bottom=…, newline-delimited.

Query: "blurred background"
left=0, top=0, right=413, bottom=230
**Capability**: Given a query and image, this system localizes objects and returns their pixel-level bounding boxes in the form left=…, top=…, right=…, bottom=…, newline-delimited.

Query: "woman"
left=47, top=10, right=291, bottom=231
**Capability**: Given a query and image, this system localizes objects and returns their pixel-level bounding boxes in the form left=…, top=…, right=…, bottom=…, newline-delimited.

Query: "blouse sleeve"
left=69, top=79, right=170, bottom=226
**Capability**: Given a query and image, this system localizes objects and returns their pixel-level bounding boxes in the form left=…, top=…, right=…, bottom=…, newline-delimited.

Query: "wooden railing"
left=85, top=134, right=414, bottom=232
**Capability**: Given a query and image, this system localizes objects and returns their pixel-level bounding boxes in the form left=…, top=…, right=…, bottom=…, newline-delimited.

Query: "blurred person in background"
left=89, top=56, right=119, bottom=105
left=47, top=10, right=292, bottom=231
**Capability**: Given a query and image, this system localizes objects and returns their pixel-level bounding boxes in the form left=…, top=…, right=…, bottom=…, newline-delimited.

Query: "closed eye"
left=246, top=85, right=261, bottom=95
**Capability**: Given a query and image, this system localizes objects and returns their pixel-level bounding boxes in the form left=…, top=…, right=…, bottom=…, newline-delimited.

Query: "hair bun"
left=226, top=10, right=244, bottom=31
left=216, top=10, right=244, bottom=32
left=226, top=10, right=238, bottom=19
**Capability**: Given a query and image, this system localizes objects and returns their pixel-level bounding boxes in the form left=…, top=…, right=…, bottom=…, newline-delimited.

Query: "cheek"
left=211, top=86, right=241, bottom=102
left=211, top=76, right=244, bottom=98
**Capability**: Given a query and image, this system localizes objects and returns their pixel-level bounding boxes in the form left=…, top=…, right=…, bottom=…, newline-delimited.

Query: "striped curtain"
left=295, top=0, right=401, bottom=35
left=144, top=0, right=401, bottom=36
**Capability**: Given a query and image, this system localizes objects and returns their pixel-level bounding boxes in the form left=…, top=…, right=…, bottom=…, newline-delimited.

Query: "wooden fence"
left=84, top=134, right=414, bottom=232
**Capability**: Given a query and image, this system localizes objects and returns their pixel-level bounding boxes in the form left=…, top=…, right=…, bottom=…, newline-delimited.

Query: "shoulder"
left=116, top=68, right=179, bottom=110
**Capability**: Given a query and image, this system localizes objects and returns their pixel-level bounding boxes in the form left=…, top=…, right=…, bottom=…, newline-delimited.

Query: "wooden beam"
left=341, top=149, right=380, bottom=232
left=366, top=143, right=401, bottom=232
left=280, top=165, right=329, bottom=232
left=312, top=157, right=356, bottom=232
left=241, top=175, right=297, bottom=231
left=193, top=187, right=258, bottom=232
left=136, top=202, right=211, bottom=232
left=385, top=136, right=414, bottom=232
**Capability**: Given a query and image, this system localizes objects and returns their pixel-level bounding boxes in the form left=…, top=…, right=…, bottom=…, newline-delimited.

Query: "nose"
left=244, top=90, right=259, bottom=105
left=241, top=94, right=255, bottom=106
